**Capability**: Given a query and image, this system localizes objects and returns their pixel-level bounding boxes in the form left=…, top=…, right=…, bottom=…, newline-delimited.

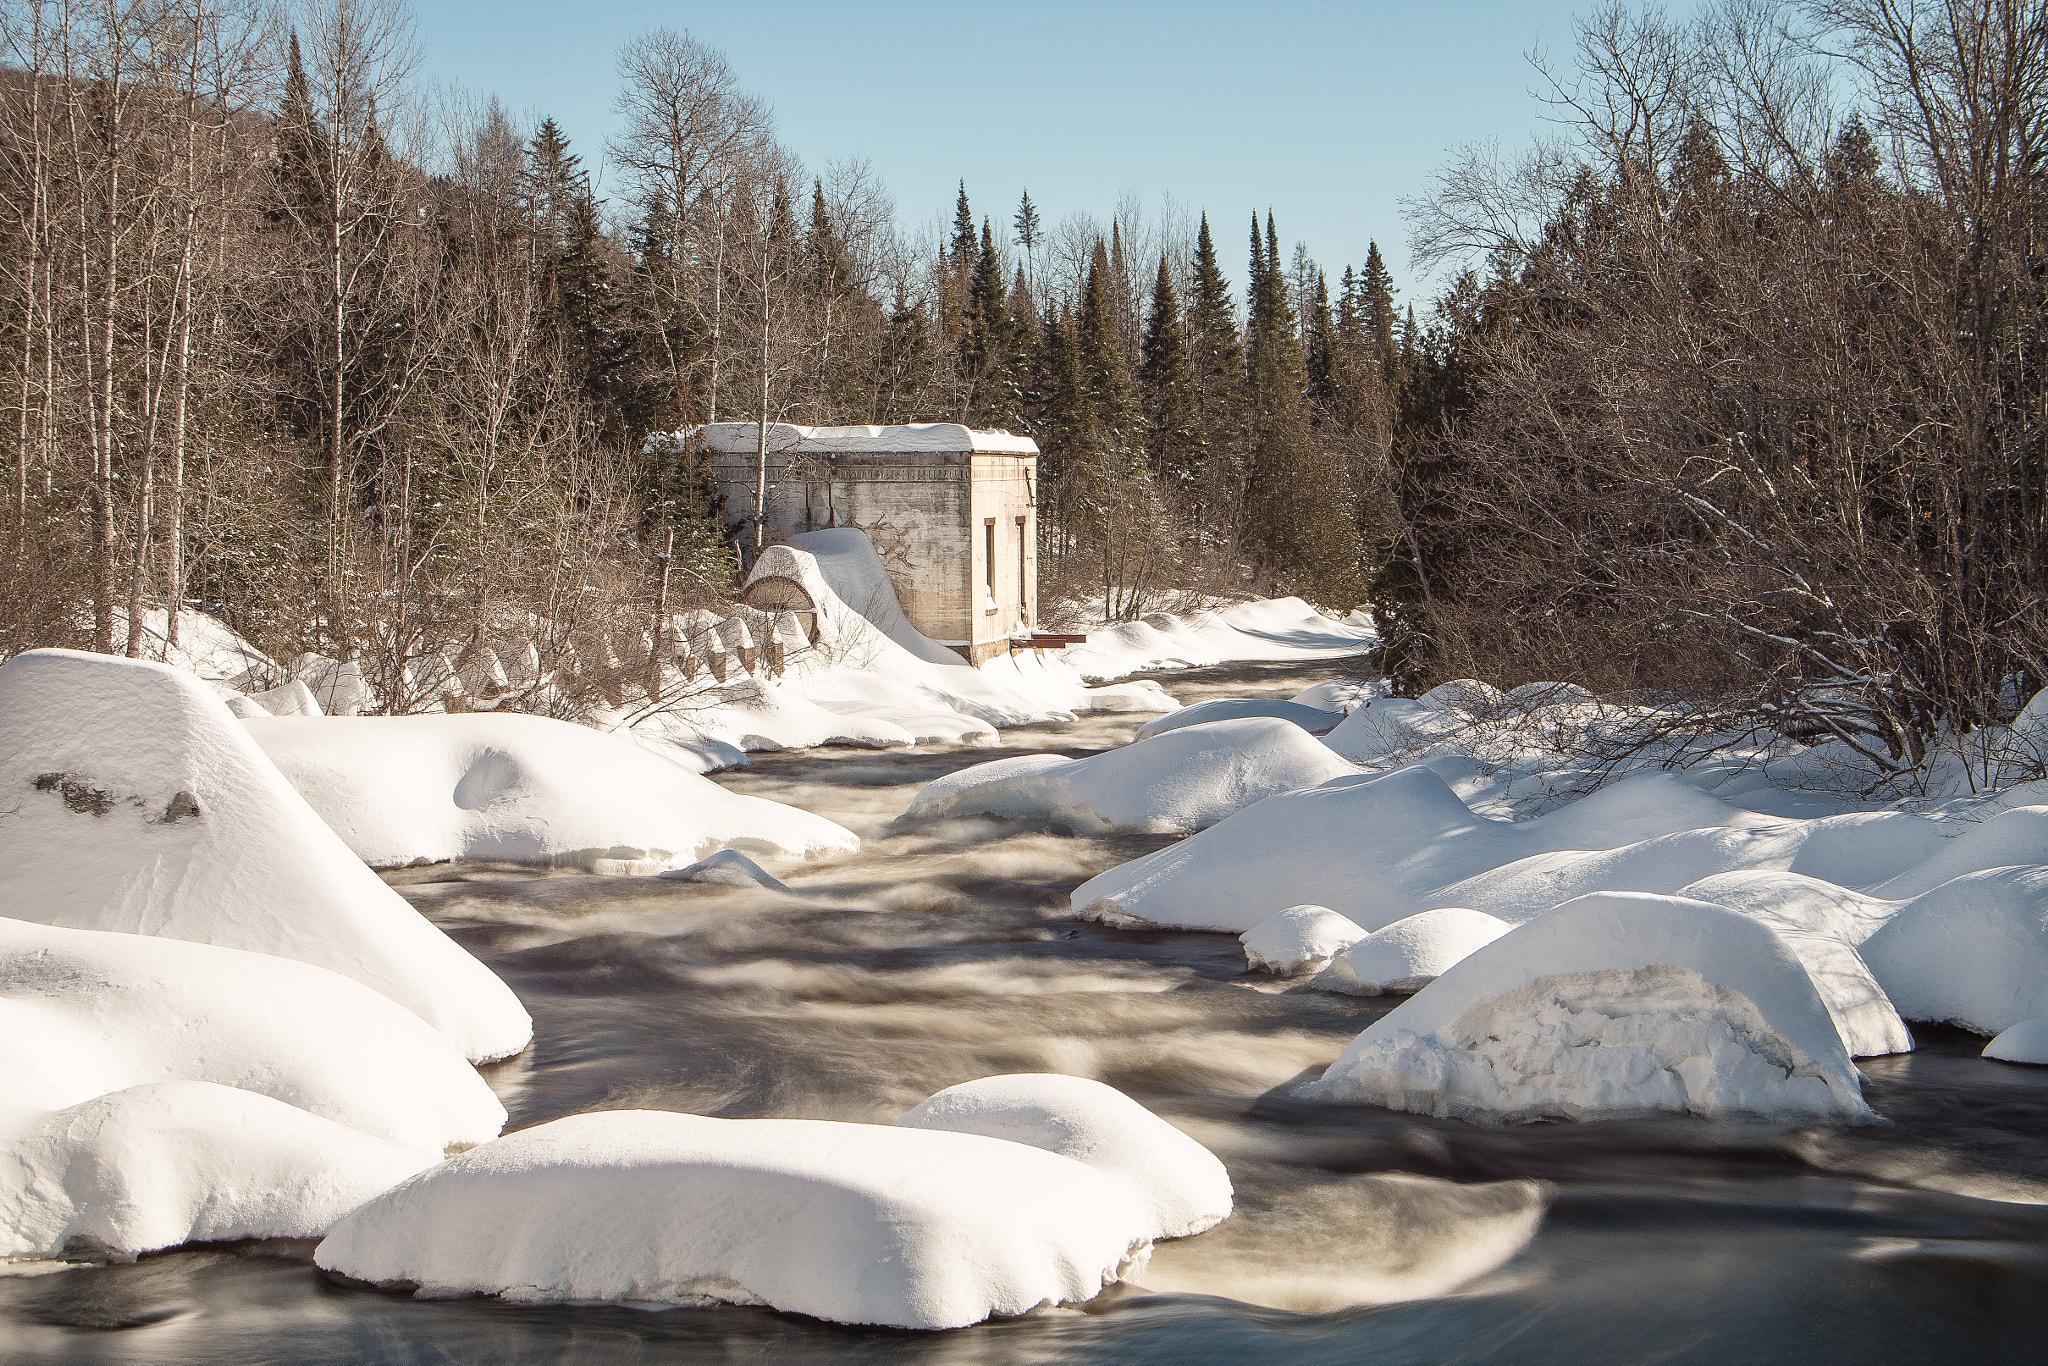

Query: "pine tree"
left=946, top=181, right=976, bottom=345
left=1076, top=238, right=1138, bottom=447
left=1186, top=215, right=1244, bottom=530
left=1360, top=241, right=1398, bottom=370
left=964, top=219, right=1016, bottom=426
left=1305, top=270, right=1340, bottom=418
left=1139, top=255, right=1205, bottom=494
left=1013, top=188, right=1040, bottom=291
left=1241, top=214, right=1363, bottom=607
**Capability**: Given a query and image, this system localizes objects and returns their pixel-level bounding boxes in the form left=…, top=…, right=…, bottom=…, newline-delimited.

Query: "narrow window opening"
left=984, top=518, right=997, bottom=613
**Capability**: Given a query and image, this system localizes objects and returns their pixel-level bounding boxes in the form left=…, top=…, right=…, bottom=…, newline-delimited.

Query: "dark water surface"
left=6, top=657, right=2048, bottom=1364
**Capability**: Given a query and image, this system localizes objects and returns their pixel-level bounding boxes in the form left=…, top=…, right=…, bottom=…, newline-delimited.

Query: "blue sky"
left=413, top=0, right=1602, bottom=300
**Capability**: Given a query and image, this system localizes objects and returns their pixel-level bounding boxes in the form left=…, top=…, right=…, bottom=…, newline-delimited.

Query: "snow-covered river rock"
left=4, top=657, right=2047, bottom=1363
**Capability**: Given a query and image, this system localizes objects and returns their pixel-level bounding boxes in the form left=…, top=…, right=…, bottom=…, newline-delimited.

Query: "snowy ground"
left=11, top=559, right=2048, bottom=1349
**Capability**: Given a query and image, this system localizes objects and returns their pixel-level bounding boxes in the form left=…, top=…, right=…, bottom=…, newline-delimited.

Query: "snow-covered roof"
left=682, top=422, right=1038, bottom=457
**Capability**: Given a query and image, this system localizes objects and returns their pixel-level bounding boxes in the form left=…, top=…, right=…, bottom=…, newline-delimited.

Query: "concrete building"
left=688, top=422, right=1039, bottom=664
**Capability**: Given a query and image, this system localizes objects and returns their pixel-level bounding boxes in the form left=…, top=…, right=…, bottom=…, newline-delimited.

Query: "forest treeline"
left=0, top=0, right=1400, bottom=711
left=11, top=0, right=2042, bottom=775
left=1373, top=0, right=2048, bottom=775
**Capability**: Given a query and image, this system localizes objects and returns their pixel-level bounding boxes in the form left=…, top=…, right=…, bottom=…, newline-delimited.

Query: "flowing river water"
left=6, top=658, right=2048, bottom=1364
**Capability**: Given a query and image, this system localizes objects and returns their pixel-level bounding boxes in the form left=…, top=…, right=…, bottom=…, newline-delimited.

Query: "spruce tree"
left=1139, top=255, right=1205, bottom=494
left=1076, top=238, right=1138, bottom=447
left=1361, top=241, right=1398, bottom=370
left=965, top=219, right=1016, bottom=426
left=1187, top=215, right=1245, bottom=532
left=1305, top=270, right=1340, bottom=418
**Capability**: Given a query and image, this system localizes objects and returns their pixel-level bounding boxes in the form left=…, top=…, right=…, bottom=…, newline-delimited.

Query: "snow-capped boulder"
left=314, top=1110, right=1155, bottom=1330
left=1136, top=698, right=1344, bottom=741
left=1239, top=905, right=1367, bottom=974
left=656, top=848, right=790, bottom=892
left=1859, top=866, right=2048, bottom=1036
left=0, top=1081, right=435, bottom=1261
left=1312, top=908, right=1512, bottom=996
left=1305, top=894, right=1870, bottom=1124
left=0, top=918, right=506, bottom=1153
left=904, top=717, right=1357, bottom=835
left=246, top=711, right=859, bottom=873
left=1984, top=1016, right=2048, bottom=1064
left=0, top=649, right=531, bottom=1063
left=896, top=1074, right=1232, bottom=1241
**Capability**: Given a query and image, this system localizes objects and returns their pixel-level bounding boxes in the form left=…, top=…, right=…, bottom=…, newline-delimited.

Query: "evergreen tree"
left=964, top=219, right=1016, bottom=425
left=946, top=181, right=976, bottom=344
left=1305, top=270, right=1340, bottom=417
left=1360, top=241, right=1398, bottom=370
left=1139, top=254, right=1206, bottom=494
left=1076, top=238, right=1138, bottom=446
left=1013, top=188, right=1040, bottom=289
left=1186, top=215, right=1244, bottom=529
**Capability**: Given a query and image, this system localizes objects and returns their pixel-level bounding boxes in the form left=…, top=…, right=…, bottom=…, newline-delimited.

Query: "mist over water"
left=7, top=657, right=2048, bottom=1363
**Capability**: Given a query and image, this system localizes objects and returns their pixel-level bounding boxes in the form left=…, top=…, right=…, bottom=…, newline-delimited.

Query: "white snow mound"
left=896, top=1074, right=1233, bottom=1241
left=1305, top=894, right=1870, bottom=1124
left=903, top=717, right=1357, bottom=835
left=246, top=712, right=858, bottom=873
left=1312, top=908, right=1513, bottom=996
left=314, top=1110, right=1155, bottom=1330
left=1984, top=1016, right=2048, bottom=1064
left=1240, top=906, right=1368, bottom=974
left=0, top=649, right=531, bottom=1063
left=1136, top=698, right=1343, bottom=740
left=0, top=917, right=506, bottom=1153
left=1859, top=866, right=2048, bottom=1036
left=0, top=1081, right=435, bottom=1260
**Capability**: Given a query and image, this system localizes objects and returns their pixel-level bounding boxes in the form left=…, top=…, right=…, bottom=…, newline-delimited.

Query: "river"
left=4, top=658, right=2047, bottom=1364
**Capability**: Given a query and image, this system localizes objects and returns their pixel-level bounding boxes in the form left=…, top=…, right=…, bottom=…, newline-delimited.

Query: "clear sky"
left=411, top=0, right=1602, bottom=301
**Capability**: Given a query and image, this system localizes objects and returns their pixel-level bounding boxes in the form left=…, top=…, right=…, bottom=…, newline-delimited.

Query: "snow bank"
left=0, top=918, right=506, bottom=1153
left=902, top=717, right=1357, bottom=834
left=246, top=711, right=858, bottom=873
left=1859, top=867, right=2048, bottom=1036
left=1060, top=598, right=1374, bottom=683
left=314, top=1110, right=1155, bottom=1329
left=0, top=649, right=531, bottom=1063
left=1240, top=906, right=1367, bottom=974
left=1074, top=768, right=1763, bottom=933
left=1288, top=678, right=1380, bottom=714
left=1984, top=1016, right=2048, bottom=1064
left=1136, top=698, right=1344, bottom=740
left=1312, top=908, right=1513, bottom=996
left=897, top=1074, right=1232, bottom=1240
left=1306, top=894, right=1869, bottom=1124
left=0, top=1081, right=436, bottom=1260
left=1672, top=871, right=1912, bottom=1057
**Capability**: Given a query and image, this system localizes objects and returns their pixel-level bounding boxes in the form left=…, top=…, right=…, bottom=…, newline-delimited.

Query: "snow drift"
left=314, top=1109, right=1157, bottom=1329
left=0, top=649, right=532, bottom=1063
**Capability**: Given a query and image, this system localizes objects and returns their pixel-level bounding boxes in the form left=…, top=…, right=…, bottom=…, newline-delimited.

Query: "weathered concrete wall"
left=968, top=455, right=1036, bottom=662
left=710, top=446, right=1034, bottom=656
